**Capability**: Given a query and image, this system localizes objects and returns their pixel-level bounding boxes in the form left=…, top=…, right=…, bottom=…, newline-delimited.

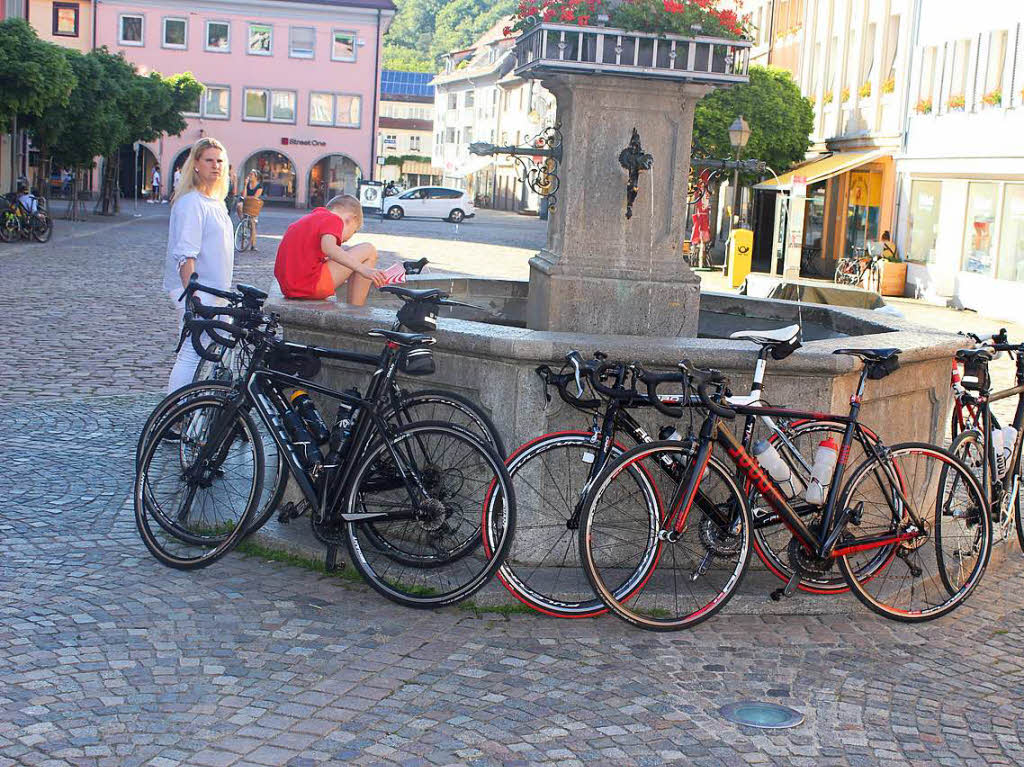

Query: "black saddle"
left=367, top=329, right=436, bottom=346
left=833, top=347, right=900, bottom=362
left=380, top=285, right=447, bottom=302
left=236, top=283, right=268, bottom=301
left=955, top=347, right=994, bottom=363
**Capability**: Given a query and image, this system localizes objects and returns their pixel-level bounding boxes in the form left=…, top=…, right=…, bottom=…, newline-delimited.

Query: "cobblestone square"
left=2, top=209, right=1024, bottom=766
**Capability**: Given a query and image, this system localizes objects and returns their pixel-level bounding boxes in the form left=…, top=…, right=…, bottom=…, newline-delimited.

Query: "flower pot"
left=879, top=261, right=907, bottom=297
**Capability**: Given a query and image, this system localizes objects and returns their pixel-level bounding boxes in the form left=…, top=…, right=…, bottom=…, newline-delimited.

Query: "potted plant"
left=822, top=89, right=834, bottom=105
left=915, top=98, right=932, bottom=114
left=858, top=81, right=871, bottom=99
left=982, top=88, right=1002, bottom=107
left=881, top=76, right=895, bottom=95
left=840, top=86, right=850, bottom=103
left=947, top=93, right=965, bottom=111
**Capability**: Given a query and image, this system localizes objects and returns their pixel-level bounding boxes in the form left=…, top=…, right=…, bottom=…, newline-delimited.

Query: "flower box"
left=513, top=22, right=750, bottom=84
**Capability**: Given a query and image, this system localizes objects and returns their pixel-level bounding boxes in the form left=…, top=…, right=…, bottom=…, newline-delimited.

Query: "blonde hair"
left=327, top=194, right=363, bottom=228
left=172, top=138, right=230, bottom=204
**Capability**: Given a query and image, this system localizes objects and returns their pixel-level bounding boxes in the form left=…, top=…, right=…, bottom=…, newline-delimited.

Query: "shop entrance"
left=242, top=150, right=296, bottom=204
left=116, top=144, right=159, bottom=201
left=308, top=154, right=361, bottom=208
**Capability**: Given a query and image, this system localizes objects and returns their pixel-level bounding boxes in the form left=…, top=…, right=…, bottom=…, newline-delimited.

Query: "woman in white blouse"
left=162, top=138, right=234, bottom=393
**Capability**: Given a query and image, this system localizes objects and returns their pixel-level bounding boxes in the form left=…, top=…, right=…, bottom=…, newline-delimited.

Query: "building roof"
left=381, top=70, right=435, bottom=99
left=432, top=19, right=516, bottom=85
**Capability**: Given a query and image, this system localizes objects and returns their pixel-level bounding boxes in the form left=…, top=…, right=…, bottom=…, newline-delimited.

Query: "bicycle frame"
left=972, top=353, right=1024, bottom=514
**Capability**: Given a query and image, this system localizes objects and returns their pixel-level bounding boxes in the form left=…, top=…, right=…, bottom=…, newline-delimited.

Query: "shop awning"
left=451, top=153, right=494, bottom=178
left=402, top=160, right=443, bottom=176
left=753, top=150, right=887, bottom=191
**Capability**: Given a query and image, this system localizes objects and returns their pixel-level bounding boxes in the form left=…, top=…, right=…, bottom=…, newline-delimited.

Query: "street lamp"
left=728, top=115, right=750, bottom=228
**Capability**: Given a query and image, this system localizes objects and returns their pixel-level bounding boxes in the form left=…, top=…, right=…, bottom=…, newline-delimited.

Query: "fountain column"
left=527, top=73, right=712, bottom=337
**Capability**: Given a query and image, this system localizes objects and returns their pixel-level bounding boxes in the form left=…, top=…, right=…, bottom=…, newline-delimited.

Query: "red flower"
left=578, top=14, right=590, bottom=24
left=542, top=7, right=556, bottom=20
left=560, top=6, right=575, bottom=20
left=503, top=25, right=513, bottom=36
left=663, top=0, right=684, bottom=12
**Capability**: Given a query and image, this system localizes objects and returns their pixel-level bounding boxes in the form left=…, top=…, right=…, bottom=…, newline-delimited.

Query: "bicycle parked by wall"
left=0, top=193, right=53, bottom=243
left=834, top=246, right=881, bottom=289
left=571, top=351, right=990, bottom=630
left=948, top=329, right=1024, bottom=551
left=135, top=277, right=516, bottom=608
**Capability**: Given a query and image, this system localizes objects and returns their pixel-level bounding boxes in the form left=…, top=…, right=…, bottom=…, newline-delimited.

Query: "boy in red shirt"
left=274, top=194, right=386, bottom=304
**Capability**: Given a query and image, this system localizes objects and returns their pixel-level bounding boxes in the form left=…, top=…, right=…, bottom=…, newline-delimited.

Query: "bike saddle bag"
left=866, top=356, right=900, bottom=380
left=397, top=300, right=439, bottom=333
left=770, top=335, right=802, bottom=361
left=269, top=347, right=322, bottom=379
left=960, top=357, right=990, bottom=392
left=399, top=346, right=435, bottom=376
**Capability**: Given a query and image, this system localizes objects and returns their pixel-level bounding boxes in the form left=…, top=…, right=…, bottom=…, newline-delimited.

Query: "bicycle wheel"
left=234, top=219, right=252, bottom=252
left=31, top=214, right=52, bottom=243
left=345, top=421, right=515, bottom=608
left=750, top=420, right=879, bottom=594
left=490, top=432, right=659, bottom=618
left=838, top=443, right=991, bottom=622
left=579, top=442, right=751, bottom=631
left=383, top=388, right=506, bottom=458
left=135, top=394, right=264, bottom=569
left=1013, top=445, right=1024, bottom=553
left=136, top=381, right=287, bottom=537
left=0, top=212, right=18, bottom=243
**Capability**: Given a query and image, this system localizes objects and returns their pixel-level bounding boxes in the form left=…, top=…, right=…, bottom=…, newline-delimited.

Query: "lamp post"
left=727, top=115, right=750, bottom=229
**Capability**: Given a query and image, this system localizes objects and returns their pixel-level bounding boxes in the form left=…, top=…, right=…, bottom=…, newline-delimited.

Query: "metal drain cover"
left=719, top=701, right=804, bottom=729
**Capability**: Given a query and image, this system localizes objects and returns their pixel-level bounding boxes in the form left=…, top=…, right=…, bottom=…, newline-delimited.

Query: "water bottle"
left=992, top=428, right=1007, bottom=477
left=282, top=406, right=322, bottom=470
left=1001, top=426, right=1019, bottom=477
left=323, top=390, right=360, bottom=469
left=659, top=426, right=682, bottom=441
left=752, top=439, right=804, bottom=498
left=290, top=390, right=330, bottom=445
left=803, top=437, right=839, bottom=506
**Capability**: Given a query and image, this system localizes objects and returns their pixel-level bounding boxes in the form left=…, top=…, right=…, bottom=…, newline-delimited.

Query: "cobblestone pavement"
left=3, top=209, right=1024, bottom=766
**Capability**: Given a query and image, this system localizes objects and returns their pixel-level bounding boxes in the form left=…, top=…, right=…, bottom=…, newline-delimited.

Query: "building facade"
left=94, top=0, right=394, bottom=206
left=896, top=3, right=1024, bottom=322
left=375, top=69, right=441, bottom=189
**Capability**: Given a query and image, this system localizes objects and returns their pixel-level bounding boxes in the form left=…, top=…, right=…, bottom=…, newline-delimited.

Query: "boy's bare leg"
left=344, top=243, right=378, bottom=306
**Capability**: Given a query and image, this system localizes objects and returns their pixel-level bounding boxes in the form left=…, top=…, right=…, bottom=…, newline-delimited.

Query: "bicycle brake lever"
left=535, top=365, right=553, bottom=403
left=568, top=354, right=585, bottom=398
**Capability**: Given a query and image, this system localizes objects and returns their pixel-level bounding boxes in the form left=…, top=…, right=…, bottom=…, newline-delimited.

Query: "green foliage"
left=429, top=0, right=515, bottom=61
left=382, top=45, right=436, bottom=72
left=0, top=19, right=75, bottom=132
left=383, top=0, right=514, bottom=72
left=692, top=66, right=813, bottom=175
left=384, top=154, right=432, bottom=166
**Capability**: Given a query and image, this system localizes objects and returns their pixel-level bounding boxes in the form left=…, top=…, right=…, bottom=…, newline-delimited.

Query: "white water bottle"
left=752, top=439, right=804, bottom=498
left=804, top=437, right=839, bottom=506
left=1001, top=427, right=1018, bottom=477
left=992, top=428, right=1007, bottom=477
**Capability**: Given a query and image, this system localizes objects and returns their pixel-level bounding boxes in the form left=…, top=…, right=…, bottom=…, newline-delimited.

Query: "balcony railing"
left=514, top=23, right=750, bottom=84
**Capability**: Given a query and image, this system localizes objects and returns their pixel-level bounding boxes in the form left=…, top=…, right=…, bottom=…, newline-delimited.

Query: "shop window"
left=801, top=182, right=827, bottom=264
left=206, top=21, right=230, bottom=52
left=202, top=86, right=230, bottom=119
left=332, top=30, right=356, bottom=62
left=248, top=23, right=272, bottom=55
left=844, top=170, right=883, bottom=259
left=290, top=26, right=315, bottom=59
left=908, top=180, right=941, bottom=263
left=52, top=3, right=78, bottom=37
left=245, top=151, right=295, bottom=201
left=119, top=14, right=143, bottom=46
left=163, top=17, right=187, bottom=49
left=997, top=185, right=1024, bottom=282
left=963, top=182, right=998, bottom=275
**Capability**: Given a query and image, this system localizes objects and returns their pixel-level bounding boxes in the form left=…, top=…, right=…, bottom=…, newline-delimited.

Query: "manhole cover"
left=719, top=701, right=804, bottom=729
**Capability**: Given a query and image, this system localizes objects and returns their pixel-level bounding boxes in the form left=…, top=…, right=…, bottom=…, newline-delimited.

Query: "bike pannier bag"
left=396, top=301, right=438, bottom=333
left=399, top=347, right=435, bottom=376
left=961, top=357, right=990, bottom=392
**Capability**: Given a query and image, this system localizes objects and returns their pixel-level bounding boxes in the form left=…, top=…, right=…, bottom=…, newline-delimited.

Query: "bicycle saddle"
left=832, top=347, right=901, bottom=362
left=380, top=286, right=447, bottom=302
left=730, top=324, right=800, bottom=345
left=955, top=347, right=995, bottom=363
left=236, top=283, right=268, bottom=301
left=367, top=329, right=436, bottom=346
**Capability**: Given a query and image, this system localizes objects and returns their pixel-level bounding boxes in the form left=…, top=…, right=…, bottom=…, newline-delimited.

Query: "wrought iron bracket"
left=618, top=127, right=653, bottom=220
left=468, top=124, right=563, bottom=208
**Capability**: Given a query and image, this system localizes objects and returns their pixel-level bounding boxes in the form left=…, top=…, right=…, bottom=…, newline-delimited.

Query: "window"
left=271, top=91, right=296, bottom=122
left=963, top=182, right=998, bottom=275
left=290, top=26, right=314, bottom=58
left=243, top=88, right=295, bottom=122
left=206, top=21, right=230, bottom=52
left=162, top=17, right=187, bottom=49
left=445, top=127, right=456, bottom=143
left=409, top=135, right=421, bottom=152
left=860, top=23, right=876, bottom=92
left=202, top=86, right=230, bottom=119
left=949, top=39, right=970, bottom=105
left=308, top=92, right=361, bottom=127
left=383, top=133, right=397, bottom=148
left=331, top=30, right=356, bottom=61
left=908, top=180, right=941, bottom=263
left=447, top=92, right=457, bottom=110
left=998, top=185, right=1024, bottom=282
left=52, top=3, right=78, bottom=37
left=919, top=46, right=937, bottom=105
left=244, top=89, right=269, bottom=120
left=464, top=127, right=473, bottom=143
left=465, top=90, right=474, bottom=108
left=882, top=15, right=901, bottom=87
left=984, top=30, right=1007, bottom=104
left=248, top=23, right=272, bottom=55
left=119, top=14, right=143, bottom=46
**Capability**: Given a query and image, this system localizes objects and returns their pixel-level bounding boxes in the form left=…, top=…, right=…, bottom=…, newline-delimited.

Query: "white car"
left=385, top=186, right=475, bottom=223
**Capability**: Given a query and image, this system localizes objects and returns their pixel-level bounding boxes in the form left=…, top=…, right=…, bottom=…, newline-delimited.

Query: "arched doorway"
left=170, top=148, right=190, bottom=197
left=308, top=154, right=362, bottom=208
left=242, top=149, right=296, bottom=204
left=116, top=144, right=159, bottom=200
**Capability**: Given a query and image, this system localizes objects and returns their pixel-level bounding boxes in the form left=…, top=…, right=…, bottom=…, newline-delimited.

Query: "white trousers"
left=167, top=290, right=226, bottom=393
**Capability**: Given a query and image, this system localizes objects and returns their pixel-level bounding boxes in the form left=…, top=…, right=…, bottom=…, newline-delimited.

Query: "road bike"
left=948, top=330, right=1024, bottom=552
left=0, top=194, right=53, bottom=243
left=134, top=278, right=516, bottom=608
left=575, top=350, right=990, bottom=630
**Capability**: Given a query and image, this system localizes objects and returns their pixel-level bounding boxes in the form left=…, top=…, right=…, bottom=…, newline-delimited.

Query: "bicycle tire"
left=1013, top=445, right=1024, bottom=553
left=135, top=394, right=264, bottom=570
left=234, top=218, right=252, bottom=252
left=579, top=442, right=751, bottom=631
left=382, top=388, right=506, bottom=458
left=31, top=214, right=52, bottom=243
left=0, top=212, right=18, bottom=243
left=345, top=421, right=516, bottom=608
left=489, top=431, right=659, bottom=618
left=838, top=442, right=991, bottom=622
left=750, top=419, right=886, bottom=594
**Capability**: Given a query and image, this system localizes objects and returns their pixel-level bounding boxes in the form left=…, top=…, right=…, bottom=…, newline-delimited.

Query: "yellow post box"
left=728, top=227, right=753, bottom=288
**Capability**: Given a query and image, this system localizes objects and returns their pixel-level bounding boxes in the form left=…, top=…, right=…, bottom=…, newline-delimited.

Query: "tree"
left=429, top=0, right=515, bottom=61
left=383, top=45, right=436, bottom=73
left=382, top=0, right=515, bottom=72
left=692, top=65, right=814, bottom=175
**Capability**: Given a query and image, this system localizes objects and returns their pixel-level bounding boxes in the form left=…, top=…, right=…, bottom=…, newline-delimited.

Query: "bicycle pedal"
left=770, top=573, right=801, bottom=601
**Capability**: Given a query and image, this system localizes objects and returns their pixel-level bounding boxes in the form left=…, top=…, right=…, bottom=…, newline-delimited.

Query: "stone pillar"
left=526, top=74, right=712, bottom=337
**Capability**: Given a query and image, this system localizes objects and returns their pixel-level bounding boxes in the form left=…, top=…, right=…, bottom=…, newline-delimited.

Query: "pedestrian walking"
left=151, top=164, right=162, bottom=203
left=226, top=165, right=238, bottom=216
left=162, top=138, right=233, bottom=393
left=173, top=166, right=182, bottom=194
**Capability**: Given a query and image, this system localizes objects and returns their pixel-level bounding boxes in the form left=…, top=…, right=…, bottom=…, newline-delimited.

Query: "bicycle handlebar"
left=185, top=318, right=241, bottom=361
left=636, top=368, right=687, bottom=418
left=677, top=361, right=736, bottom=419
left=180, top=273, right=239, bottom=304
left=535, top=364, right=601, bottom=409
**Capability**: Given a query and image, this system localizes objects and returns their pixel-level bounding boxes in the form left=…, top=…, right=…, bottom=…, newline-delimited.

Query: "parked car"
left=385, top=186, right=475, bottom=223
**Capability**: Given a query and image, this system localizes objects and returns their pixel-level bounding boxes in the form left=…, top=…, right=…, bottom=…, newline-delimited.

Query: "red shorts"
left=301, top=263, right=335, bottom=299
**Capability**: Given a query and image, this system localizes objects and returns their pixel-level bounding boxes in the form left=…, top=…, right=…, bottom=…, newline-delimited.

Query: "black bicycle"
left=134, top=278, right=516, bottom=608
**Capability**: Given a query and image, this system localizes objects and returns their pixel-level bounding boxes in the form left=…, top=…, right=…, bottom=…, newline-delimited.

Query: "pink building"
left=95, top=0, right=395, bottom=206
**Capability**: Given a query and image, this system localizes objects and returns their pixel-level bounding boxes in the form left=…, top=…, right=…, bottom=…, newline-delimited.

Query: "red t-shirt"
left=274, top=208, right=344, bottom=297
